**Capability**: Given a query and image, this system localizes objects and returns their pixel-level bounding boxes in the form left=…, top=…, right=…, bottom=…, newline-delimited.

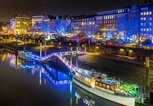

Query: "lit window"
left=149, top=23, right=152, bottom=26
left=141, top=12, right=143, bottom=15
left=149, top=12, right=152, bottom=15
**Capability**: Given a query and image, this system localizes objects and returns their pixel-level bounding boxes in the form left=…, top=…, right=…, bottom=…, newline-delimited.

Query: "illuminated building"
left=32, top=15, right=44, bottom=34
left=10, top=14, right=32, bottom=35
left=32, top=15, right=72, bottom=36
left=70, top=3, right=153, bottom=43
left=32, top=15, right=56, bottom=35
left=0, top=22, right=10, bottom=34
left=7, top=2, right=153, bottom=43
left=96, top=8, right=129, bottom=41
left=140, top=5, right=153, bottom=42
left=71, top=15, right=98, bottom=37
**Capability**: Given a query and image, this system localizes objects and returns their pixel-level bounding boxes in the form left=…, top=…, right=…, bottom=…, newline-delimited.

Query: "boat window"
left=99, top=83, right=102, bottom=87
left=97, top=77, right=101, bottom=79
left=107, top=85, right=110, bottom=89
left=103, top=84, right=106, bottom=88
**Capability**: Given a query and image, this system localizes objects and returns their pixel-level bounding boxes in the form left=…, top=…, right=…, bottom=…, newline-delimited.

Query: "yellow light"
left=96, top=46, right=99, bottom=49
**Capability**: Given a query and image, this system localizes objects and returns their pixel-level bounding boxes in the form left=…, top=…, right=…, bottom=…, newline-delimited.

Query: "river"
left=0, top=52, right=122, bottom=106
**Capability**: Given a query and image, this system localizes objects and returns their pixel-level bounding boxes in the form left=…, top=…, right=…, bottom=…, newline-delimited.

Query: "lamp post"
left=77, top=39, right=80, bottom=55
left=145, top=57, right=150, bottom=105
left=44, top=38, right=47, bottom=56
left=24, top=35, right=26, bottom=52
left=70, top=45, right=73, bottom=75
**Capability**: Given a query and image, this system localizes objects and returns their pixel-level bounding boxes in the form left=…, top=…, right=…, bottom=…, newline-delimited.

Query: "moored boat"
left=73, top=69, right=139, bottom=106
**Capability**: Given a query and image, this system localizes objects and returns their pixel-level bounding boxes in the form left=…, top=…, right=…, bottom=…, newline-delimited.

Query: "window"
left=149, top=23, right=152, bottom=26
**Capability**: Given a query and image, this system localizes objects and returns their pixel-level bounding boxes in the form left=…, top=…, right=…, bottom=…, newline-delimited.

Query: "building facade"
left=8, top=2, right=153, bottom=43
left=71, top=15, right=97, bottom=37
left=10, top=14, right=32, bottom=35
left=96, top=8, right=129, bottom=41
left=32, top=15, right=57, bottom=35
left=32, top=15, right=72, bottom=36
left=0, top=22, right=10, bottom=34
left=140, top=5, right=153, bottom=42
left=71, top=4, right=153, bottom=43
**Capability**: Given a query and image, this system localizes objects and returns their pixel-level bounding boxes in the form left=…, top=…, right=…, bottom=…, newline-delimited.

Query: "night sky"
left=0, top=0, right=141, bottom=22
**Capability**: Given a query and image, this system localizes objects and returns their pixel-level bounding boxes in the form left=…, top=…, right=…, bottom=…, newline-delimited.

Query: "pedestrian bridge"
left=40, top=51, right=86, bottom=61
left=19, top=51, right=86, bottom=73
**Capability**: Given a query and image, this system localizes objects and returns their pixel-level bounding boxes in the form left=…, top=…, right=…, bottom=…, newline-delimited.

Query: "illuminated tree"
left=126, top=5, right=139, bottom=42
left=54, top=17, right=71, bottom=36
left=115, top=14, right=127, bottom=40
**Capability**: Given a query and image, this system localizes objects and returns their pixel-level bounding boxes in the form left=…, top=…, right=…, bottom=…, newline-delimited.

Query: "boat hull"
left=73, top=78, right=135, bottom=106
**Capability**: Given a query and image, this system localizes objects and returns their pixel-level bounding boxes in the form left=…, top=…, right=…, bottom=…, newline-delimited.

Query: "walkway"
left=19, top=51, right=86, bottom=73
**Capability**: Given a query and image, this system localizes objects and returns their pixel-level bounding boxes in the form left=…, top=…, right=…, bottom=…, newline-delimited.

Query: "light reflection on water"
left=0, top=52, right=121, bottom=106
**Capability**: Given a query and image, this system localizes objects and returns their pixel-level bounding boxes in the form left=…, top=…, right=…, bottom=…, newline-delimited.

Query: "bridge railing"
left=19, top=51, right=86, bottom=73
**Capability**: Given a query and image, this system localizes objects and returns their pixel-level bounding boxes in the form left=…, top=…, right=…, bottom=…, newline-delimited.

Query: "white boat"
left=72, top=69, right=137, bottom=106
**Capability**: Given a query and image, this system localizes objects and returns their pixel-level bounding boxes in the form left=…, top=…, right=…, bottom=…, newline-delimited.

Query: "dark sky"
left=0, top=0, right=141, bottom=22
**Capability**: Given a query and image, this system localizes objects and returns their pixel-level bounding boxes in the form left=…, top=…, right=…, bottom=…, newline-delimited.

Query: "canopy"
left=67, top=34, right=87, bottom=42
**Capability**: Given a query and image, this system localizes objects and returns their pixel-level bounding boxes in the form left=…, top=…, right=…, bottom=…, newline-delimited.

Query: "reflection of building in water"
left=0, top=53, right=20, bottom=69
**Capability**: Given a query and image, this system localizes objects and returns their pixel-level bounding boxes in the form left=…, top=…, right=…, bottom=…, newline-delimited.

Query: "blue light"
left=43, top=71, right=70, bottom=86
left=20, top=64, right=35, bottom=69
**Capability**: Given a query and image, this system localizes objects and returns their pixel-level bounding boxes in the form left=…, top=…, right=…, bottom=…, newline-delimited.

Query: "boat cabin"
left=96, top=79, right=120, bottom=91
